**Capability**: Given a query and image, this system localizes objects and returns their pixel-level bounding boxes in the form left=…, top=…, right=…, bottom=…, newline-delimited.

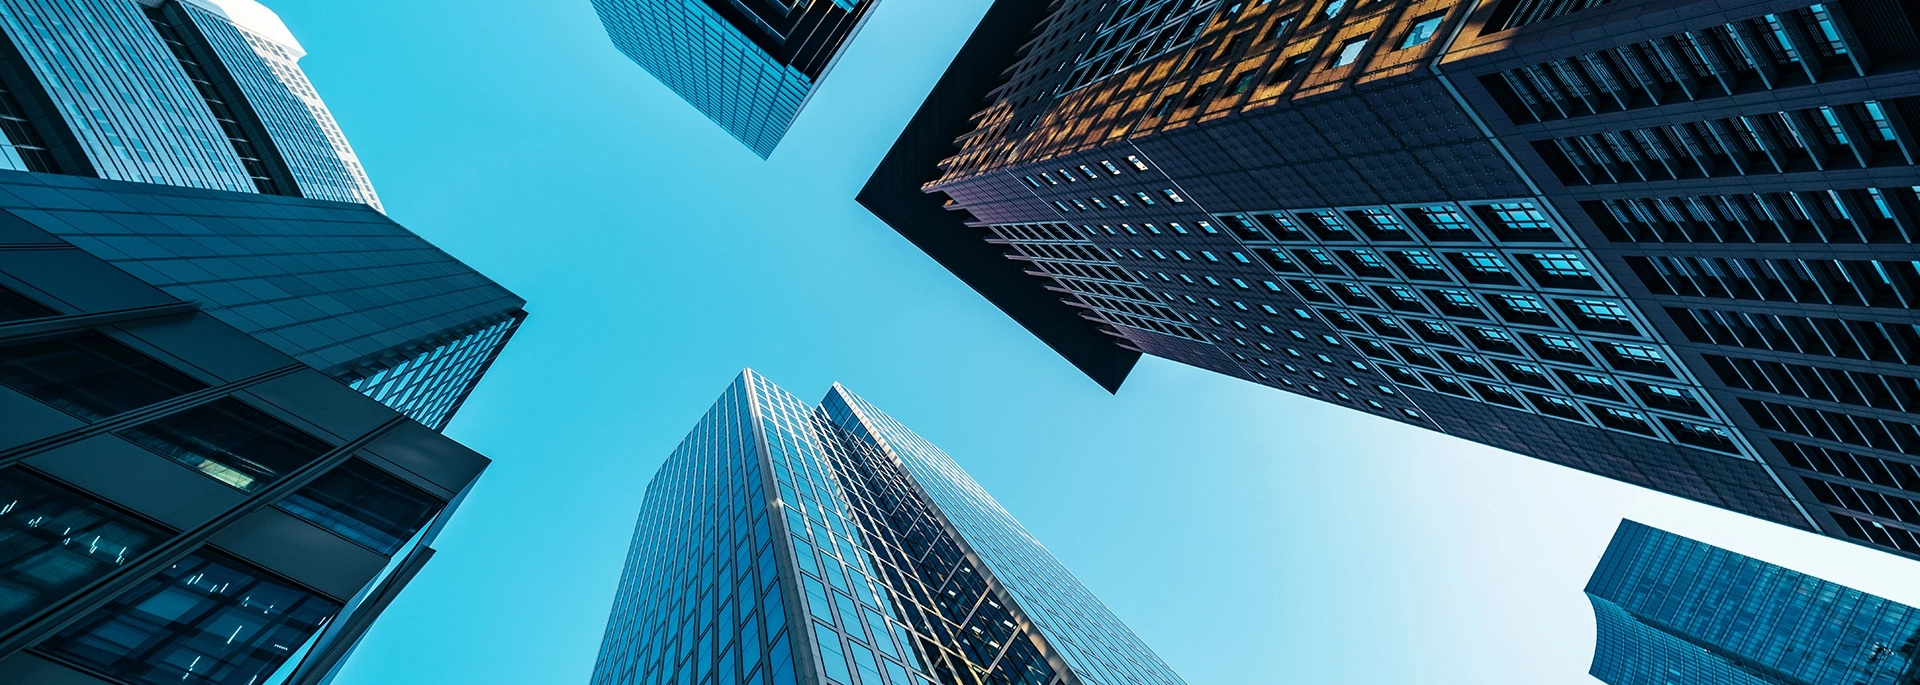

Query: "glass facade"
left=592, top=371, right=1185, bottom=685
left=347, top=314, right=520, bottom=430
left=0, top=169, right=526, bottom=429
left=173, top=0, right=383, bottom=210
left=588, top=0, right=876, bottom=158
left=0, top=0, right=255, bottom=191
left=1586, top=520, right=1920, bottom=685
left=37, top=549, right=342, bottom=685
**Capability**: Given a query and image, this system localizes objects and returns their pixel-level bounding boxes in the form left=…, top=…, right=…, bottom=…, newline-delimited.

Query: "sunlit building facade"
left=863, top=0, right=1920, bottom=560
left=590, top=371, right=1184, bottom=685
left=1586, top=520, right=1920, bottom=685
left=0, top=0, right=382, bottom=209
left=589, top=0, right=878, bottom=158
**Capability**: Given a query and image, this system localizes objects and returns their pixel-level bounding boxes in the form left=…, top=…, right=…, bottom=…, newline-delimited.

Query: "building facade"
left=0, top=0, right=382, bottom=209
left=0, top=3, right=526, bottom=683
left=589, top=0, right=878, bottom=158
left=1586, top=520, right=1920, bottom=685
left=862, top=0, right=1920, bottom=560
left=590, top=371, right=1184, bottom=685
left=0, top=170, right=521, bottom=685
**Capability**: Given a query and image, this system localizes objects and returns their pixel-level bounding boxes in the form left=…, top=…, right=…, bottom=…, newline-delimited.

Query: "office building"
left=0, top=2, right=527, bottom=683
left=0, top=0, right=382, bottom=209
left=590, top=371, right=1185, bottom=685
left=589, top=0, right=878, bottom=158
left=862, top=0, right=1920, bottom=559
left=1586, top=520, right=1920, bottom=685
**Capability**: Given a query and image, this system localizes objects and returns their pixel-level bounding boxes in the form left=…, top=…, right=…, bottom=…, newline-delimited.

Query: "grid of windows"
left=172, top=1, right=383, bottom=209
left=1585, top=520, right=1920, bottom=685
left=1218, top=201, right=1746, bottom=454
left=594, top=373, right=1188, bottom=685
left=589, top=375, right=801, bottom=685
left=0, top=171, right=526, bottom=428
left=827, top=388, right=1187, bottom=685
left=991, top=222, right=1202, bottom=340
left=348, top=315, right=520, bottom=430
left=0, top=0, right=255, bottom=191
left=589, top=0, right=872, bottom=158
left=37, top=549, right=341, bottom=685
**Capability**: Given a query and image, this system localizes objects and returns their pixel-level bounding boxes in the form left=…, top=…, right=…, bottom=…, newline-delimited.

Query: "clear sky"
left=263, top=1, right=1920, bottom=683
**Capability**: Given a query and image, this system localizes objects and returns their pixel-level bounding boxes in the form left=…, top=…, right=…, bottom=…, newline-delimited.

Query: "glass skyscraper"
left=0, top=3, right=525, bottom=683
left=589, top=0, right=878, bottom=158
left=591, top=371, right=1185, bottom=685
left=861, top=0, right=1920, bottom=562
left=0, top=0, right=382, bottom=208
left=1586, top=520, right=1920, bottom=685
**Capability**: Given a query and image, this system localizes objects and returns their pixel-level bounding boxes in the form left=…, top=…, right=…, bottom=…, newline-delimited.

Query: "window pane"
left=0, top=469, right=168, bottom=632
left=0, top=285, right=55, bottom=322
left=39, top=550, right=341, bottom=685
left=117, top=398, right=331, bottom=493
left=275, top=459, right=442, bottom=555
left=0, top=333, right=207, bottom=420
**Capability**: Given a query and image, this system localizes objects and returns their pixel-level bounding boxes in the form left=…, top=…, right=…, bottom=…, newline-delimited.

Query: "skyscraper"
left=590, top=371, right=1184, bottom=685
left=589, top=0, right=878, bottom=158
left=0, top=0, right=382, bottom=209
left=0, top=2, right=525, bottom=683
left=862, top=0, right=1920, bottom=560
left=1586, top=520, right=1920, bottom=685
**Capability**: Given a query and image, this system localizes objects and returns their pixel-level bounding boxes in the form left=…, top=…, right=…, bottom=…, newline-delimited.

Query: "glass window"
left=1401, top=15, right=1444, bottom=49
left=0, top=469, right=168, bottom=631
left=1125, top=155, right=1149, bottom=171
left=1099, top=160, right=1122, bottom=175
left=274, top=460, right=443, bottom=556
left=0, top=333, right=207, bottom=421
left=1332, top=37, right=1370, bottom=67
left=39, top=550, right=341, bottom=685
left=814, top=622, right=853, bottom=684
left=117, top=398, right=332, bottom=493
left=0, top=285, right=55, bottom=322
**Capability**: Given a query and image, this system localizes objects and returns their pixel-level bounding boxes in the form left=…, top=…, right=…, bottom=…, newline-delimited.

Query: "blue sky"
left=265, top=1, right=1920, bottom=683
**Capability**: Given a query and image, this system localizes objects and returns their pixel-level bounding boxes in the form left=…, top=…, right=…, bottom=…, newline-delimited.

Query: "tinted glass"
left=275, top=459, right=442, bottom=555
left=39, top=550, right=341, bottom=685
left=0, top=469, right=168, bottom=632
left=117, top=398, right=330, bottom=493
left=0, top=284, right=55, bottom=322
left=0, top=333, right=207, bottom=420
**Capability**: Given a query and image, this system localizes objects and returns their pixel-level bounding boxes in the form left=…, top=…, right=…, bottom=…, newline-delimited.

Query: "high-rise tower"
left=863, top=0, right=1920, bottom=560
left=0, top=2, right=525, bottom=683
left=590, top=371, right=1184, bottom=685
left=1586, top=520, right=1920, bottom=685
left=0, top=0, right=383, bottom=209
left=589, top=0, right=879, bottom=158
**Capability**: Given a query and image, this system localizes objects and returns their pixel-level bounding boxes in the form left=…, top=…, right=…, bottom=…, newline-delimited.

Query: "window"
left=117, top=398, right=332, bottom=493
left=1182, top=82, right=1216, bottom=108
left=1162, top=188, right=1186, bottom=203
left=1269, top=14, right=1298, bottom=42
left=1332, top=37, right=1370, bottom=67
left=1267, top=56, right=1310, bottom=85
left=0, top=470, right=168, bottom=630
left=1135, top=191, right=1157, bottom=206
left=1126, top=155, right=1149, bottom=171
left=1321, top=0, right=1347, bottom=21
left=41, top=550, right=341, bottom=685
left=1079, top=165, right=1099, bottom=179
left=1400, top=15, right=1444, bottom=49
left=1154, top=96, right=1178, bottom=117
left=276, top=460, right=443, bottom=556
left=1110, top=194, right=1130, bottom=207
left=0, top=285, right=55, bottom=322
left=1023, top=176, right=1041, bottom=188
left=0, top=333, right=207, bottom=421
left=1058, top=169, right=1076, bottom=182
left=1100, top=160, right=1122, bottom=175
left=1228, top=71, right=1257, bottom=96
left=1039, top=172, right=1058, bottom=185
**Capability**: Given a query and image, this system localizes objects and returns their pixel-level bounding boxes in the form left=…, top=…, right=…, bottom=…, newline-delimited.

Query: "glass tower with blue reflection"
left=1586, top=520, right=1920, bottom=685
left=588, top=0, right=877, bottom=158
left=591, top=371, right=1185, bottom=685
